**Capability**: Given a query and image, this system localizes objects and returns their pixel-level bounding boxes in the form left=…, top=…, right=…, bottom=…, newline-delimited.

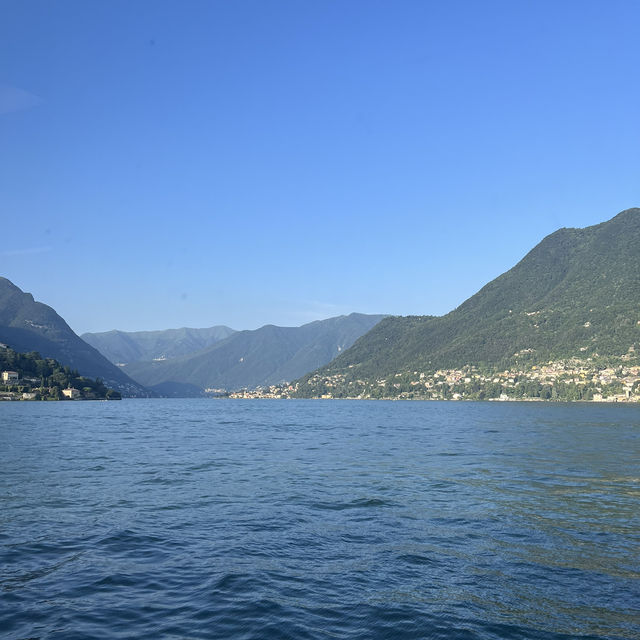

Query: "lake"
left=1, top=399, right=638, bottom=639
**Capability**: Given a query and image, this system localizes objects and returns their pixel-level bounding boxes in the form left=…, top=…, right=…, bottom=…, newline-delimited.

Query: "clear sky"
left=2, top=0, right=639, bottom=334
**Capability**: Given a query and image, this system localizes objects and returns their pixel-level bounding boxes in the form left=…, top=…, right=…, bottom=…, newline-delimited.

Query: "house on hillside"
left=2, top=371, right=19, bottom=383
left=62, top=387, right=81, bottom=399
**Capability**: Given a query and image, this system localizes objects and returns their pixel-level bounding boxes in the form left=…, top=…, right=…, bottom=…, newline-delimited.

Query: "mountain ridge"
left=122, top=313, right=387, bottom=394
left=295, top=208, right=640, bottom=396
left=0, top=277, right=149, bottom=396
left=82, top=325, right=236, bottom=364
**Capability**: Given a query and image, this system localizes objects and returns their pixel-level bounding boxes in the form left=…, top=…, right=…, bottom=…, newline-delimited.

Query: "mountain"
left=122, top=313, right=387, bottom=394
left=82, top=326, right=235, bottom=364
left=296, top=208, right=640, bottom=395
left=0, top=278, right=149, bottom=396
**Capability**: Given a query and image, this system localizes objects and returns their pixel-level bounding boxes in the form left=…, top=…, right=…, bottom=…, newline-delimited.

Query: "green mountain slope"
left=123, top=313, right=386, bottom=394
left=0, top=345, right=121, bottom=400
left=297, top=208, right=640, bottom=394
left=82, top=325, right=235, bottom=364
left=0, top=278, right=149, bottom=396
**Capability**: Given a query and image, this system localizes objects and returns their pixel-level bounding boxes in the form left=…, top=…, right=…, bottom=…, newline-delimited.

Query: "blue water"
left=1, top=400, right=638, bottom=639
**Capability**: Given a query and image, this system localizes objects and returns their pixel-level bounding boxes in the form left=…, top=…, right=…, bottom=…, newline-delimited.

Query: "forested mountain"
left=0, top=278, right=149, bottom=396
left=296, top=208, right=640, bottom=395
left=82, top=325, right=235, bottom=364
left=123, top=313, right=386, bottom=394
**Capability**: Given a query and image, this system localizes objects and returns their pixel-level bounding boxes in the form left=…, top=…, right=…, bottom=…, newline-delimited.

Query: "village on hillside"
left=226, top=351, right=640, bottom=402
left=0, top=343, right=121, bottom=401
left=1, top=368, right=91, bottom=401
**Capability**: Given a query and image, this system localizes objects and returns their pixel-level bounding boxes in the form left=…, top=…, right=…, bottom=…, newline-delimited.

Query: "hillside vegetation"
left=0, top=345, right=121, bottom=400
left=0, top=278, right=148, bottom=396
left=123, top=313, right=386, bottom=394
left=295, top=208, right=640, bottom=398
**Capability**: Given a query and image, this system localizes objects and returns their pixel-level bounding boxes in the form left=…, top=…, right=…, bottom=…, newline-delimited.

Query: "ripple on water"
left=1, top=399, right=638, bottom=639
left=310, top=497, right=394, bottom=511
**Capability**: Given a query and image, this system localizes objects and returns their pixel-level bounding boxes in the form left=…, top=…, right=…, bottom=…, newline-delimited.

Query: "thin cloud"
left=0, top=84, right=42, bottom=116
left=0, top=246, right=52, bottom=257
left=290, top=301, right=356, bottom=324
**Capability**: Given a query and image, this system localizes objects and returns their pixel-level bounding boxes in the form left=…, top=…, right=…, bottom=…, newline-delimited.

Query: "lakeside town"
left=224, top=352, right=640, bottom=403
left=0, top=343, right=121, bottom=401
left=1, top=368, right=84, bottom=400
left=0, top=367, right=121, bottom=400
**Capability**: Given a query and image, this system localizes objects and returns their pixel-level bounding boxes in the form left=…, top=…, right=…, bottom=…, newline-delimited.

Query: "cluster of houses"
left=261, top=354, right=640, bottom=402
left=1, top=370, right=82, bottom=401
left=227, top=384, right=294, bottom=399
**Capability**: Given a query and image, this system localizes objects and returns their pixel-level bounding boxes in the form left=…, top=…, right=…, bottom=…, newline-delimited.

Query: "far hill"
left=82, top=325, right=235, bottom=364
left=0, top=277, right=149, bottom=397
left=123, top=313, right=386, bottom=395
left=296, top=208, right=640, bottom=397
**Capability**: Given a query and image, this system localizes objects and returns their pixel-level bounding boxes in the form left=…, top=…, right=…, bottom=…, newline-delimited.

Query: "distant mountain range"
left=296, top=208, right=640, bottom=396
left=82, top=326, right=235, bottom=364
left=10, top=208, right=636, bottom=401
left=120, top=314, right=386, bottom=395
left=0, top=277, right=385, bottom=398
left=0, top=278, right=148, bottom=396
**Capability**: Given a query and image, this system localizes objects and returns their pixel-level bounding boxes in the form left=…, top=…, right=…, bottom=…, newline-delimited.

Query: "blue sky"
left=2, top=0, right=639, bottom=334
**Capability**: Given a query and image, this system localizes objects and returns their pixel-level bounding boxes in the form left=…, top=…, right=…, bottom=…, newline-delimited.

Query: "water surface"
left=1, top=400, right=638, bottom=639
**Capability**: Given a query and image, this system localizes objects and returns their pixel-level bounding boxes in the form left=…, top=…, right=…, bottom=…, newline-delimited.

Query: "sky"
left=2, top=0, right=639, bottom=334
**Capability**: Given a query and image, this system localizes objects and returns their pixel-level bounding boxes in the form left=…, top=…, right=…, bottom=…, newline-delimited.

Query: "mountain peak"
left=297, top=208, right=640, bottom=393
left=0, top=277, right=149, bottom=396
